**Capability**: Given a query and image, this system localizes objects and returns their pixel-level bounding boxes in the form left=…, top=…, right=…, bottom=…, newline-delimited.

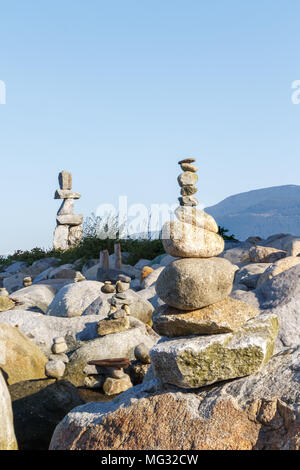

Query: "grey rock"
left=9, top=284, right=56, bottom=313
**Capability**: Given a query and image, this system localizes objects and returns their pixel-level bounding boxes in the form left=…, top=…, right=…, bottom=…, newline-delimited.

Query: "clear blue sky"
left=1, top=0, right=300, bottom=254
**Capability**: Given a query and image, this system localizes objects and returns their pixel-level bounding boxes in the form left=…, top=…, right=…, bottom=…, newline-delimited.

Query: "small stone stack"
left=53, top=171, right=83, bottom=251
left=177, top=158, right=199, bottom=207
left=151, top=159, right=279, bottom=390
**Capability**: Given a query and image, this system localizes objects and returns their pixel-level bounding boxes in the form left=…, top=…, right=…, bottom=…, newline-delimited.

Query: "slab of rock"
left=54, top=190, right=81, bottom=199
left=175, top=206, right=218, bottom=233
left=53, top=225, right=69, bottom=251
left=0, top=371, right=18, bottom=450
left=150, top=313, right=278, bottom=389
left=97, top=317, right=130, bottom=336
left=58, top=170, right=72, bottom=190
left=49, top=346, right=300, bottom=450
left=9, top=378, right=83, bottom=450
left=10, top=284, right=56, bottom=313
left=0, top=309, right=105, bottom=355
left=46, top=281, right=103, bottom=317
left=256, top=256, right=300, bottom=287
left=162, top=221, right=224, bottom=258
left=177, top=172, right=198, bottom=187
left=56, top=214, right=83, bottom=226
left=0, top=323, right=47, bottom=385
left=249, top=245, right=286, bottom=263
left=155, top=258, right=236, bottom=310
left=153, top=297, right=259, bottom=336
left=103, top=375, right=132, bottom=396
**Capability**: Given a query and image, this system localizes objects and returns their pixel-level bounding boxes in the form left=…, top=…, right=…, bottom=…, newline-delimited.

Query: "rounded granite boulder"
left=155, top=258, right=236, bottom=310
left=162, top=221, right=224, bottom=258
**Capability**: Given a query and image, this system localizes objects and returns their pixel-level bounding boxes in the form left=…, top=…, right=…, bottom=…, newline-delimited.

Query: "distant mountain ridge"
left=205, top=185, right=300, bottom=240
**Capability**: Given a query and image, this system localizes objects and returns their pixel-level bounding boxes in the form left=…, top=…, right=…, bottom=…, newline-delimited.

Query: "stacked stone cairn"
left=151, top=158, right=279, bottom=389
left=53, top=171, right=83, bottom=251
left=83, top=358, right=132, bottom=395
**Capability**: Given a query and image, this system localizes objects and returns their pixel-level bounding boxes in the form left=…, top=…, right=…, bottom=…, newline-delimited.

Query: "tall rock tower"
left=53, top=171, right=83, bottom=251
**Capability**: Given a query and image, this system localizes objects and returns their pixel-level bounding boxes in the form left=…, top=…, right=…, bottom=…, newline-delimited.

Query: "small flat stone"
left=101, top=284, right=116, bottom=294
left=88, top=358, right=131, bottom=368
left=55, top=190, right=81, bottom=200
left=180, top=163, right=198, bottom=172
left=118, top=274, right=132, bottom=283
left=56, top=214, right=83, bottom=226
left=178, top=158, right=196, bottom=164
left=97, top=317, right=130, bottom=336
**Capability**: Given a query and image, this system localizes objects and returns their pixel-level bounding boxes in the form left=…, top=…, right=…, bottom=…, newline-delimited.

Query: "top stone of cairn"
left=59, top=171, right=72, bottom=190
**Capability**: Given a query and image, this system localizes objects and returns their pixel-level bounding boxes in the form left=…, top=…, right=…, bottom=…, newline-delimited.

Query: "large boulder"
left=0, top=323, right=47, bottom=385
left=155, top=258, right=236, bottom=310
left=9, top=379, right=84, bottom=450
left=64, top=318, right=159, bottom=386
left=46, top=281, right=103, bottom=317
left=0, top=370, right=18, bottom=450
left=234, top=263, right=270, bottom=290
left=256, top=256, right=300, bottom=287
left=150, top=314, right=278, bottom=389
left=249, top=245, right=286, bottom=263
left=10, top=284, right=56, bottom=313
left=0, top=309, right=104, bottom=356
left=231, top=263, right=300, bottom=351
left=49, top=346, right=300, bottom=450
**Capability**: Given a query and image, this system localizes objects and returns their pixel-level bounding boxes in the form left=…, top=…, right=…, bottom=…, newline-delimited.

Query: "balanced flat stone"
left=150, top=313, right=278, bottom=389
left=162, top=221, right=224, bottom=258
left=97, top=317, right=130, bottom=336
left=55, top=190, right=81, bottom=200
left=57, top=199, right=74, bottom=216
left=58, top=171, right=72, bottom=190
left=180, top=185, right=198, bottom=196
left=175, top=206, right=218, bottom=233
left=178, top=158, right=196, bottom=164
left=153, top=297, right=259, bottom=336
left=88, top=358, right=131, bottom=368
left=177, top=172, right=198, bottom=187
left=56, top=214, right=83, bottom=226
left=179, top=196, right=199, bottom=206
left=155, top=258, right=236, bottom=310
left=180, top=163, right=198, bottom=173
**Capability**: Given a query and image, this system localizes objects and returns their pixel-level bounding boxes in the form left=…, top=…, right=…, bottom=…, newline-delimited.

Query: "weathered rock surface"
left=46, top=281, right=103, bottom=317
left=0, top=309, right=105, bottom=355
left=0, top=296, right=15, bottom=312
left=97, top=317, right=130, bottom=336
left=103, top=375, right=132, bottom=396
left=49, top=346, right=300, bottom=450
left=162, top=221, right=224, bottom=258
left=9, top=379, right=83, bottom=450
left=177, top=171, right=198, bottom=187
left=156, top=258, right=236, bottom=310
left=56, top=214, right=83, bottom=226
left=0, top=370, right=18, bottom=450
left=10, top=284, right=56, bottom=313
left=53, top=225, right=69, bottom=251
left=153, top=297, right=259, bottom=336
left=0, top=323, right=47, bottom=385
left=234, top=263, right=270, bottom=290
left=174, top=206, right=218, bottom=233
left=256, top=256, right=300, bottom=287
left=150, top=314, right=278, bottom=389
left=249, top=245, right=286, bottom=263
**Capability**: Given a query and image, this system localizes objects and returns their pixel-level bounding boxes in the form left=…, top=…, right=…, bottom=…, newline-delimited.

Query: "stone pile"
left=151, top=159, right=279, bottom=389
left=53, top=171, right=83, bottom=251
left=83, top=358, right=132, bottom=395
